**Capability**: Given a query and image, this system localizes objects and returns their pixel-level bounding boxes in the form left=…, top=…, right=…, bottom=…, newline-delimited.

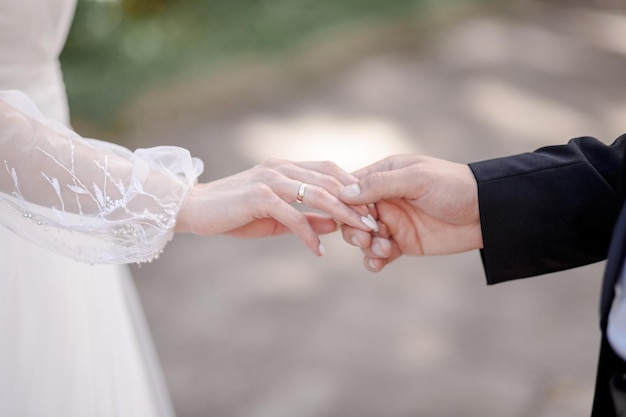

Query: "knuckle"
left=320, top=160, right=339, bottom=171
left=293, top=214, right=312, bottom=232
left=254, top=183, right=275, bottom=200
left=365, top=171, right=386, bottom=187
left=316, top=187, right=342, bottom=208
left=318, top=176, right=342, bottom=194
left=257, top=167, right=282, bottom=183
left=262, top=157, right=286, bottom=169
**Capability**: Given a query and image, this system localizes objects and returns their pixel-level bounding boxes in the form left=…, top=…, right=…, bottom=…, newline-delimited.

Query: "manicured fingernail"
left=372, top=242, right=384, bottom=257
left=367, top=258, right=378, bottom=271
left=351, top=236, right=361, bottom=247
left=367, top=214, right=379, bottom=232
left=342, top=184, right=361, bottom=198
left=319, top=243, right=327, bottom=257
left=361, top=215, right=378, bottom=231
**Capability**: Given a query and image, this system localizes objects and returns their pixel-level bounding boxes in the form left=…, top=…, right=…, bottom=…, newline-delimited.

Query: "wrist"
left=175, top=184, right=200, bottom=234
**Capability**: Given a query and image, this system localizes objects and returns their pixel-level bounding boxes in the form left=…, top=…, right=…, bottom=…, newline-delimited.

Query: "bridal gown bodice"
left=0, top=0, right=75, bottom=122
left=0, top=1, right=200, bottom=416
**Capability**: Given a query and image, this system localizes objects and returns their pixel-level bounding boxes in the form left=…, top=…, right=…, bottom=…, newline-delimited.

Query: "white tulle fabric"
left=0, top=90, right=203, bottom=264
left=0, top=1, right=198, bottom=416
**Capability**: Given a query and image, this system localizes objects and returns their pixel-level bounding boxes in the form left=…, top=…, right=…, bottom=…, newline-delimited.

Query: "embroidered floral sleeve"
left=0, top=90, right=203, bottom=264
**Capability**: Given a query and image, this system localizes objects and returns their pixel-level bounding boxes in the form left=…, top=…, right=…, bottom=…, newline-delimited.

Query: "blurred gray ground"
left=128, top=2, right=626, bottom=417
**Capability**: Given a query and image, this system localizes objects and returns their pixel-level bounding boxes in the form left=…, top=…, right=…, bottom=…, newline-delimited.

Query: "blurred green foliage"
left=61, top=0, right=489, bottom=128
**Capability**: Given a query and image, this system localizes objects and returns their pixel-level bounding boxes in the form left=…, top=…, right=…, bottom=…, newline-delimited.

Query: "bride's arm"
left=0, top=90, right=203, bottom=264
left=0, top=90, right=373, bottom=264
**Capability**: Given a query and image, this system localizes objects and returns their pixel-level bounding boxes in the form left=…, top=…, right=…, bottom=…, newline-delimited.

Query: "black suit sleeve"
left=469, top=135, right=626, bottom=285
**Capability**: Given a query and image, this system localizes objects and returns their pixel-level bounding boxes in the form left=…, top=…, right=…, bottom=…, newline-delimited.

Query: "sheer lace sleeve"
left=0, top=90, right=204, bottom=264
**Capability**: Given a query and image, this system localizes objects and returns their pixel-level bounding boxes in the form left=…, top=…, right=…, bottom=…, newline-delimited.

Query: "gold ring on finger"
left=296, top=183, right=308, bottom=204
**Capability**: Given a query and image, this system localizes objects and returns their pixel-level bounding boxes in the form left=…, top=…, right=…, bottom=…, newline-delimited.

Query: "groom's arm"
left=470, top=135, right=626, bottom=284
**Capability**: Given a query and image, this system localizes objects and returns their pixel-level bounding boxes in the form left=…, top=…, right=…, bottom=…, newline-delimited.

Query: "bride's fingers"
left=264, top=197, right=326, bottom=256
left=264, top=159, right=370, bottom=217
left=266, top=177, right=377, bottom=233
left=261, top=159, right=350, bottom=191
left=302, top=213, right=339, bottom=235
left=273, top=213, right=340, bottom=237
left=297, top=183, right=378, bottom=232
left=292, top=160, right=359, bottom=186
left=225, top=213, right=337, bottom=239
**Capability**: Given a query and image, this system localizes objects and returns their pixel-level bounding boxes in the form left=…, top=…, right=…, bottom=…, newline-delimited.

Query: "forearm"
left=0, top=90, right=203, bottom=264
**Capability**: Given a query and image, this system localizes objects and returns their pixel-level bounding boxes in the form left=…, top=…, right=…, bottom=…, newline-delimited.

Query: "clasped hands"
left=176, top=155, right=484, bottom=272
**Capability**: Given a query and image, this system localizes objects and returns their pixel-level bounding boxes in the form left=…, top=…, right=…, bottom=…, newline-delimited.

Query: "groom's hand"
left=339, top=155, right=483, bottom=272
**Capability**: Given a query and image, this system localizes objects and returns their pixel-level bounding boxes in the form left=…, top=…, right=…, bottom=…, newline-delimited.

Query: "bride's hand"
left=175, top=158, right=378, bottom=256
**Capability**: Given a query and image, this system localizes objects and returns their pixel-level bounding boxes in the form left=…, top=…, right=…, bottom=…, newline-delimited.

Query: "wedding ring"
left=296, top=183, right=308, bottom=204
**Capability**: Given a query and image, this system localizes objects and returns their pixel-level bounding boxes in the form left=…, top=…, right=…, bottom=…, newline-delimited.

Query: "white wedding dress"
left=0, top=1, right=203, bottom=416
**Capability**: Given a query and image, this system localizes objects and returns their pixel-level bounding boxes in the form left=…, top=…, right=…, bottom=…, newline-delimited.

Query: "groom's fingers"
left=364, top=256, right=386, bottom=272
left=349, top=156, right=397, bottom=179
left=349, top=155, right=418, bottom=179
left=340, top=167, right=421, bottom=205
left=341, top=224, right=373, bottom=249
left=363, top=238, right=403, bottom=272
left=362, top=236, right=393, bottom=258
left=344, top=155, right=439, bottom=205
left=341, top=223, right=392, bottom=258
left=342, top=227, right=390, bottom=272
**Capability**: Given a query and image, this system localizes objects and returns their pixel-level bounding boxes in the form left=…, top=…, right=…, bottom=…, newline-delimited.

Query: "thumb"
left=340, top=169, right=416, bottom=205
